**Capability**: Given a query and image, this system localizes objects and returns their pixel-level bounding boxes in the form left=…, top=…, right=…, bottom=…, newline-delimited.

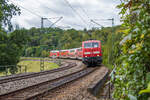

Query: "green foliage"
left=0, top=0, right=20, bottom=30
left=139, top=83, right=150, bottom=95
left=98, top=26, right=123, bottom=67
left=113, top=0, right=150, bottom=99
left=0, top=0, right=21, bottom=74
left=0, top=30, right=29, bottom=72
left=41, top=50, right=49, bottom=57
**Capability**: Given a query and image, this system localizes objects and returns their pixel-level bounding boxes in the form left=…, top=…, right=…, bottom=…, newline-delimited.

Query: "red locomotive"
left=49, top=40, right=102, bottom=66
left=82, top=40, right=102, bottom=66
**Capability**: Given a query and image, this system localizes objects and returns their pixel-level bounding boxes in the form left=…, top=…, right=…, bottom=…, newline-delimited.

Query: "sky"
left=11, top=0, right=122, bottom=30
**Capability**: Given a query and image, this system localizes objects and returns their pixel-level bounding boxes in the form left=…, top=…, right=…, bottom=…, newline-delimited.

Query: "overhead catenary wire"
left=36, top=0, right=54, bottom=13
left=10, top=1, right=42, bottom=18
left=36, top=0, right=66, bottom=28
left=78, top=4, right=92, bottom=29
left=79, top=6, right=90, bottom=19
left=76, top=0, right=90, bottom=20
left=90, top=19, right=104, bottom=28
left=34, top=0, right=87, bottom=29
left=36, top=0, right=72, bottom=29
left=79, top=6, right=92, bottom=29
left=10, top=0, right=55, bottom=26
left=11, top=0, right=88, bottom=29
left=50, top=17, right=63, bottom=27
left=75, top=0, right=93, bottom=29
left=36, top=0, right=66, bottom=27
left=63, top=0, right=88, bottom=27
left=37, top=0, right=87, bottom=29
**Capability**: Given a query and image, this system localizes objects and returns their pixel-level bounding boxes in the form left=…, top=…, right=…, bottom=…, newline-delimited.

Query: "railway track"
left=0, top=67, right=97, bottom=100
left=0, top=62, right=76, bottom=84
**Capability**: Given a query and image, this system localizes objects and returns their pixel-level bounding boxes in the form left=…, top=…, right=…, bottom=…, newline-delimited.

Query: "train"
left=49, top=40, right=102, bottom=66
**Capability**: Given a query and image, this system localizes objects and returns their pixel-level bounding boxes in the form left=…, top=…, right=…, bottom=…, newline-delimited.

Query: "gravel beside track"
left=0, top=67, right=95, bottom=100
left=0, top=60, right=84, bottom=95
left=43, top=66, right=109, bottom=100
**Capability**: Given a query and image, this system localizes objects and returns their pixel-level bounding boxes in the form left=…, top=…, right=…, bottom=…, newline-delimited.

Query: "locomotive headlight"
left=93, top=51, right=100, bottom=54
left=84, top=52, right=91, bottom=54
left=97, top=55, right=99, bottom=56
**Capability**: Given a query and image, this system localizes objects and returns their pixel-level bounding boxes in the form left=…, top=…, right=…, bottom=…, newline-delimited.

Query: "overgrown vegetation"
left=112, top=0, right=150, bottom=99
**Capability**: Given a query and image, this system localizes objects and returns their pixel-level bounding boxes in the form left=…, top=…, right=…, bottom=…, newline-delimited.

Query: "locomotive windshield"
left=84, top=42, right=99, bottom=48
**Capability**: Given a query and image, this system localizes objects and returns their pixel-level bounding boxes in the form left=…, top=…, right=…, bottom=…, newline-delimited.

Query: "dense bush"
left=112, top=0, right=150, bottom=99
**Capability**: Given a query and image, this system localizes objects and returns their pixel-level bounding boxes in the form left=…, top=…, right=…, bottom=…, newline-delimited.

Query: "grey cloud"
left=24, top=17, right=41, bottom=28
left=40, top=5, right=75, bottom=17
left=12, top=0, right=121, bottom=30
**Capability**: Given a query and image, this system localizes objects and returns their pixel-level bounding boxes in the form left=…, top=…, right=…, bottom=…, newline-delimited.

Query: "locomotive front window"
left=84, top=42, right=99, bottom=48
left=93, top=42, right=99, bottom=48
left=84, top=43, right=92, bottom=48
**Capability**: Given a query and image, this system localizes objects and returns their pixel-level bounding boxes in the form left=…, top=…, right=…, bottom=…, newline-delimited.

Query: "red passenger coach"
left=49, top=50, right=59, bottom=58
left=82, top=40, right=102, bottom=66
left=68, top=49, right=76, bottom=58
left=60, top=50, right=69, bottom=58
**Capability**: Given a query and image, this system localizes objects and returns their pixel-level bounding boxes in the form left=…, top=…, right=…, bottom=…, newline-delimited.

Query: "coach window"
left=79, top=49, right=82, bottom=51
left=70, top=50, right=74, bottom=52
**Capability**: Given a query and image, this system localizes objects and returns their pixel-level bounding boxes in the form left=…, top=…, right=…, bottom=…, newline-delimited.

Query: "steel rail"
left=0, top=62, right=76, bottom=84
left=0, top=67, right=97, bottom=100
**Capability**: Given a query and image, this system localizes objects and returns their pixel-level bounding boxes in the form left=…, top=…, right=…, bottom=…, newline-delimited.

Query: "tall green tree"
left=0, top=0, right=20, bottom=30
left=0, top=0, right=21, bottom=73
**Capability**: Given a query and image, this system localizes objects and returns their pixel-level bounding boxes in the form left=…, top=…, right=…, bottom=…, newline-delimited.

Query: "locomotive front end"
left=82, top=40, right=102, bottom=66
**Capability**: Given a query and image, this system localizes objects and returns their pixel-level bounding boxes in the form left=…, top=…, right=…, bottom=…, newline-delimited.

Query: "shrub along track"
left=0, top=67, right=97, bottom=100
left=0, top=61, right=76, bottom=84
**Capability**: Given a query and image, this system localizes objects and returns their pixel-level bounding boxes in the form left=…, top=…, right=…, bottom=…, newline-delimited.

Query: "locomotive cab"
left=82, top=40, right=102, bottom=66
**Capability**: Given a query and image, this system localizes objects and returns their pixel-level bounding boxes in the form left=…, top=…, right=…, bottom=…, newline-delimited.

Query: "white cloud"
left=11, top=0, right=121, bottom=30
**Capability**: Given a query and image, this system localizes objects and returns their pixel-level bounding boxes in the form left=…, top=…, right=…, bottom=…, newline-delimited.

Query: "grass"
left=0, top=60, right=59, bottom=77
left=18, top=61, right=59, bottom=72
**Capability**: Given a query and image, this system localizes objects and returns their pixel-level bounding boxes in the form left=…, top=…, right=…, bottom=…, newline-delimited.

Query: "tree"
left=0, top=0, right=20, bottom=31
left=0, top=0, right=21, bottom=73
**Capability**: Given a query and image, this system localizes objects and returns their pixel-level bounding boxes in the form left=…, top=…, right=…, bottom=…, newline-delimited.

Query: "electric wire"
left=77, top=1, right=90, bottom=20
left=36, top=0, right=81, bottom=29
left=36, top=0, right=54, bottom=12
left=10, top=0, right=54, bottom=25
left=11, top=1, right=42, bottom=18
left=77, top=3, right=91, bottom=29
left=11, top=0, right=87, bottom=29
left=36, top=0, right=87, bottom=29
left=63, top=0, right=88, bottom=27
left=36, top=0, right=66, bottom=28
